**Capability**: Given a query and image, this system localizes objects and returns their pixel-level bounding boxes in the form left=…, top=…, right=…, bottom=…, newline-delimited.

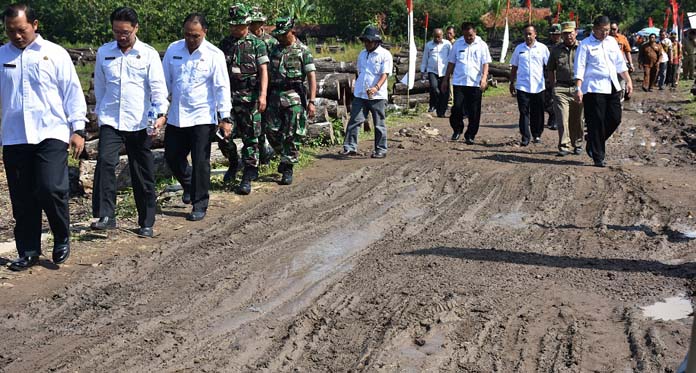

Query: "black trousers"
left=427, top=72, right=448, bottom=116
left=450, top=85, right=482, bottom=140
left=3, top=139, right=69, bottom=258
left=584, top=88, right=622, bottom=163
left=164, top=124, right=215, bottom=212
left=516, top=90, right=545, bottom=143
left=544, top=87, right=556, bottom=127
left=92, top=125, right=156, bottom=228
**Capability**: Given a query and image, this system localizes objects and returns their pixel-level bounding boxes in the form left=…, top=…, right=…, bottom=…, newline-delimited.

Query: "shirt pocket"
left=457, top=49, right=467, bottom=64
left=127, top=57, right=148, bottom=79
left=101, top=58, right=121, bottom=82
left=29, top=58, right=55, bottom=87
left=192, top=61, right=210, bottom=83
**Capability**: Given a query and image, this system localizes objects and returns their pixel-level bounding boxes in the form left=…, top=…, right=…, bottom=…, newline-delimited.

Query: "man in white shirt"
left=510, top=24, right=550, bottom=146
left=441, top=22, right=491, bottom=144
left=420, top=28, right=451, bottom=117
left=91, top=7, right=169, bottom=237
left=162, top=13, right=231, bottom=222
left=574, top=16, right=633, bottom=167
left=339, top=26, right=392, bottom=158
left=1, top=4, right=87, bottom=271
left=658, top=29, right=672, bottom=90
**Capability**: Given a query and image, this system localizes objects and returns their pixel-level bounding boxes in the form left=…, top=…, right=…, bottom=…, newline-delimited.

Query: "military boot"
left=279, top=163, right=293, bottom=185
left=223, top=161, right=239, bottom=183
left=237, top=166, right=258, bottom=195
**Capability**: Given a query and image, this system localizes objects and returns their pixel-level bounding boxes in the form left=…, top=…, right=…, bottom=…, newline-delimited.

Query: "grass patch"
left=75, top=63, right=93, bottom=94
left=483, top=82, right=509, bottom=98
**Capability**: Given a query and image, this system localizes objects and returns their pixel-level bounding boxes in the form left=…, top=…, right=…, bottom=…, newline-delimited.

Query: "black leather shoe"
left=181, top=190, right=191, bottom=205
left=532, top=137, right=541, bottom=143
left=556, top=150, right=570, bottom=157
left=594, top=159, right=606, bottom=167
left=451, top=132, right=461, bottom=141
left=464, top=137, right=474, bottom=145
left=573, top=147, right=583, bottom=155
left=137, top=227, right=154, bottom=238
left=91, top=217, right=116, bottom=230
left=338, top=149, right=357, bottom=156
left=277, top=162, right=287, bottom=174
left=279, top=164, right=294, bottom=185
left=371, top=151, right=387, bottom=159
left=548, top=125, right=557, bottom=130
left=186, top=211, right=206, bottom=221
left=52, top=238, right=70, bottom=264
left=8, top=256, right=39, bottom=271
left=520, top=140, right=529, bottom=147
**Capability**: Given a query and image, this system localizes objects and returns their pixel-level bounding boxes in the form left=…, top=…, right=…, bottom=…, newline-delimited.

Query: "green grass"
left=483, top=82, right=509, bottom=98
left=75, top=64, right=93, bottom=94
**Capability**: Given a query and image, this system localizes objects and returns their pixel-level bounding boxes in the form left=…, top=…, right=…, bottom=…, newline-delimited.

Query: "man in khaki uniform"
left=547, top=21, right=583, bottom=156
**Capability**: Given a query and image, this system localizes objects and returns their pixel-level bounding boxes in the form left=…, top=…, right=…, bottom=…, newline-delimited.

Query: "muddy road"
left=1, top=86, right=695, bottom=372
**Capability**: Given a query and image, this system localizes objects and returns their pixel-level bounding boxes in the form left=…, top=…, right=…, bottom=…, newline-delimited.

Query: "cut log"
left=488, top=62, right=512, bottom=79
left=390, top=93, right=430, bottom=108
left=306, top=122, right=334, bottom=141
left=314, top=60, right=357, bottom=73
left=316, top=72, right=354, bottom=101
left=393, top=80, right=431, bottom=95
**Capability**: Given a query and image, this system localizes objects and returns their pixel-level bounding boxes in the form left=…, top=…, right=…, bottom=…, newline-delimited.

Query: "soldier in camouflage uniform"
left=249, top=7, right=277, bottom=166
left=218, top=4, right=269, bottom=195
left=267, top=17, right=317, bottom=185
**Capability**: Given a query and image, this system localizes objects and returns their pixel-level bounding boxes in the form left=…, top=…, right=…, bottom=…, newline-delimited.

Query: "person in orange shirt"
left=610, top=22, right=633, bottom=100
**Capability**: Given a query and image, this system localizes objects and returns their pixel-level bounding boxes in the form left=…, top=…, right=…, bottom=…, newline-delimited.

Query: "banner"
left=400, top=0, right=417, bottom=89
left=500, top=18, right=509, bottom=63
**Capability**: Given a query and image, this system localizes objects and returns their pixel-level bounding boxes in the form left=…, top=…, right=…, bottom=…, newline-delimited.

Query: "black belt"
left=555, top=81, right=574, bottom=87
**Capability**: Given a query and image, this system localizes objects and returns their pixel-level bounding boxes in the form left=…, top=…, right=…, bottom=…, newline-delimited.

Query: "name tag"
left=3, top=63, right=16, bottom=68
left=230, top=66, right=241, bottom=74
left=105, top=56, right=116, bottom=60
left=173, top=56, right=183, bottom=60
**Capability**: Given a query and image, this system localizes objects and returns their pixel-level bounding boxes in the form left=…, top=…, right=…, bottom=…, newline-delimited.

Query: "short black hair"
left=110, top=6, right=138, bottom=27
left=446, top=26, right=455, bottom=32
left=593, top=16, right=610, bottom=27
left=183, top=13, right=207, bottom=30
left=2, top=3, right=37, bottom=23
left=460, top=22, right=475, bottom=32
left=523, top=24, right=536, bottom=32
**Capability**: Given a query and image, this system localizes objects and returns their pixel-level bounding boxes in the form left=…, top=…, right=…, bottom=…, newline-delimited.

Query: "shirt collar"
left=10, top=33, right=44, bottom=52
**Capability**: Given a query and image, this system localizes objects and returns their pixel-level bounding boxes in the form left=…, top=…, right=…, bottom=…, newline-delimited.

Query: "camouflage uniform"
left=268, top=26, right=316, bottom=166
left=219, top=6, right=269, bottom=173
left=544, top=24, right=562, bottom=130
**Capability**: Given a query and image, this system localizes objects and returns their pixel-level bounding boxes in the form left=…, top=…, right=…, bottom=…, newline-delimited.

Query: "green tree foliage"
left=0, top=0, right=682, bottom=46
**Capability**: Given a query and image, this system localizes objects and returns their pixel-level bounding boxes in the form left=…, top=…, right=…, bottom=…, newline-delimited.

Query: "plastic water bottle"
left=146, top=103, right=157, bottom=136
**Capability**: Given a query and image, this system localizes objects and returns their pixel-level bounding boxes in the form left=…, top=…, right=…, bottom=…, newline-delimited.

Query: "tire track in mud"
left=0, top=101, right=694, bottom=371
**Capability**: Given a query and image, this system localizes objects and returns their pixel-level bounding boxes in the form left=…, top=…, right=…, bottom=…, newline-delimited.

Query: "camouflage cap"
left=250, top=6, right=267, bottom=23
left=549, top=24, right=561, bottom=35
left=561, top=21, right=576, bottom=33
left=229, top=3, right=251, bottom=25
left=271, top=16, right=295, bottom=36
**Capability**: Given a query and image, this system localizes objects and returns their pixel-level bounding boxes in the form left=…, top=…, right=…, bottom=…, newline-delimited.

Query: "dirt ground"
left=0, top=83, right=695, bottom=372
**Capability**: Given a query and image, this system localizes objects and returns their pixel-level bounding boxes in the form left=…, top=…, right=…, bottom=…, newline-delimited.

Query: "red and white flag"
left=400, top=0, right=417, bottom=89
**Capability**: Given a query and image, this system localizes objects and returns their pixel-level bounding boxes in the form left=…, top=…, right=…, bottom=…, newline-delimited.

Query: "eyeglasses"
left=112, top=29, right=134, bottom=37
left=610, top=28, right=618, bottom=31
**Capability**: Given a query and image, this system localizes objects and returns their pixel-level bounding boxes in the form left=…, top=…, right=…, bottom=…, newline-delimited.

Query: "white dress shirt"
left=94, top=39, right=169, bottom=132
left=0, top=35, right=87, bottom=146
left=162, top=39, right=231, bottom=127
left=448, top=36, right=492, bottom=87
left=510, top=41, right=549, bottom=94
left=354, top=45, right=393, bottom=100
left=574, top=34, right=627, bottom=94
left=421, top=39, right=451, bottom=77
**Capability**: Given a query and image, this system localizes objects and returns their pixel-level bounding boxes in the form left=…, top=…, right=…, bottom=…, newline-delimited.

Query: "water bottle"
left=146, top=103, right=157, bottom=136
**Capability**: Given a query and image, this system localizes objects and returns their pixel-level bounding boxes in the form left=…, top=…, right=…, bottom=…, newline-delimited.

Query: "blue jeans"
left=343, top=97, right=387, bottom=153
left=657, top=62, right=667, bottom=87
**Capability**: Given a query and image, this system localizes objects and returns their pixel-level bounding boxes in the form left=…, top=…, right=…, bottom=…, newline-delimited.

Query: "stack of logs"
left=390, top=58, right=512, bottom=108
